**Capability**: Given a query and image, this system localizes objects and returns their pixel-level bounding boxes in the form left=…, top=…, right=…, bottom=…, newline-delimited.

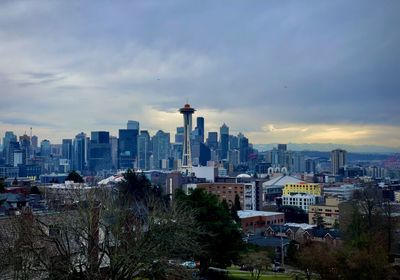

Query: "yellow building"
left=308, top=197, right=340, bottom=228
left=283, top=182, right=322, bottom=196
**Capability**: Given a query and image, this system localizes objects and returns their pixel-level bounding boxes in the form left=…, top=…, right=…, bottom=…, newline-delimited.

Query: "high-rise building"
left=229, top=135, right=239, bottom=150
left=207, top=132, right=218, bottom=150
left=127, top=120, right=140, bottom=130
left=196, top=117, right=205, bottom=143
left=118, top=129, right=139, bottom=169
left=73, top=132, right=87, bottom=172
left=175, top=127, right=184, bottom=143
left=40, top=140, right=51, bottom=158
left=151, top=130, right=170, bottom=170
left=331, top=149, right=347, bottom=175
left=109, top=136, right=118, bottom=169
left=278, top=144, right=287, bottom=151
left=31, top=135, right=38, bottom=156
left=31, top=135, right=38, bottom=148
left=19, top=134, right=31, bottom=160
left=88, top=131, right=111, bottom=172
left=220, top=123, right=229, bottom=160
left=239, top=135, right=249, bottom=163
left=62, top=139, right=73, bottom=161
left=179, top=103, right=195, bottom=173
left=138, top=130, right=151, bottom=170
left=3, top=131, right=17, bottom=164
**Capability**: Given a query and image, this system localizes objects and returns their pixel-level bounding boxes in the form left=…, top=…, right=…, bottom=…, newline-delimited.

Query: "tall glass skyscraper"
left=118, top=129, right=139, bottom=169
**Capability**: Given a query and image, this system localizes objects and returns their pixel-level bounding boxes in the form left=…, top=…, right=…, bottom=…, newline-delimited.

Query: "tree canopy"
left=175, top=188, right=244, bottom=272
left=65, top=170, right=84, bottom=183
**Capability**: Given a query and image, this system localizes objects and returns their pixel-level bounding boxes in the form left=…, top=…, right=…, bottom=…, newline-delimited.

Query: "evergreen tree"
left=66, top=170, right=84, bottom=183
left=230, top=194, right=242, bottom=223
left=176, top=188, right=244, bottom=272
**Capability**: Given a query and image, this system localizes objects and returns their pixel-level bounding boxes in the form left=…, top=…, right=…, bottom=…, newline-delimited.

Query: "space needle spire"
left=179, top=103, right=196, bottom=174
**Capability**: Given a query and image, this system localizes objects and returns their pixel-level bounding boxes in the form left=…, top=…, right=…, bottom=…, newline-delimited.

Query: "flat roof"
left=238, top=210, right=284, bottom=219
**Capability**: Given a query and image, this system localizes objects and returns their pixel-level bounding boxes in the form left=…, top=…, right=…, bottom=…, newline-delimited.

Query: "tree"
left=65, top=171, right=84, bottom=183
left=313, top=213, right=325, bottom=229
left=239, top=251, right=271, bottom=280
left=1, top=172, right=200, bottom=279
left=30, top=186, right=41, bottom=195
left=0, top=179, right=5, bottom=193
left=230, top=194, right=241, bottom=223
left=296, top=242, right=339, bottom=280
left=175, top=188, right=244, bottom=273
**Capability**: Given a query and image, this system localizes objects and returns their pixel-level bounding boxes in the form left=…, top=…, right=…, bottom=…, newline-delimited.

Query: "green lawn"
left=228, top=269, right=295, bottom=280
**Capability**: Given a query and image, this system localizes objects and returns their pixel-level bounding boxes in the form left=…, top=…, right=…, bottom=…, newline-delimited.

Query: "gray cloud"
left=0, top=0, right=399, bottom=145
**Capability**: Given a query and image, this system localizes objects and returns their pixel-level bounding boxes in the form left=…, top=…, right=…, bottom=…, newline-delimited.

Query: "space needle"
left=179, top=103, right=196, bottom=174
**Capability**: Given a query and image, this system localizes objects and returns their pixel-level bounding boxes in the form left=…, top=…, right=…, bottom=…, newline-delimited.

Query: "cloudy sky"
left=0, top=0, right=399, bottom=149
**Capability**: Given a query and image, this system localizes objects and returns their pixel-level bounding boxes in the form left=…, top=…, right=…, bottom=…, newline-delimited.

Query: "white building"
left=282, top=194, right=317, bottom=212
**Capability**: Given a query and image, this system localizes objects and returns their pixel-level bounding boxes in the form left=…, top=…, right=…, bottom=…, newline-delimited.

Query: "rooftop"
left=238, top=210, right=284, bottom=219
left=263, top=175, right=304, bottom=187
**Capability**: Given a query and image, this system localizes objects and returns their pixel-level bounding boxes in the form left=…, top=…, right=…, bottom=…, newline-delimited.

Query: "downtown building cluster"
left=0, top=106, right=255, bottom=179
left=0, top=109, right=393, bottom=184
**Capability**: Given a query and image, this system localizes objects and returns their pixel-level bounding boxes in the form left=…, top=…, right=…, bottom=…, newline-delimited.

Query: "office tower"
left=118, top=129, right=139, bottom=169
left=62, top=139, right=73, bottom=161
left=109, top=136, right=118, bottom=169
left=175, top=127, right=184, bottom=143
left=151, top=130, right=170, bottom=170
left=7, top=141, right=21, bottom=166
left=3, top=131, right=17, bottom=164
left=229, top=135, right=239, bottom=150
left=30, top=135, right=38, bottom=156
left=179, top=103, right=195, bottom=173
left=138, top=130, right=151, bottom=170
left=305, top=158, right=317, bottom=174
left=127, top=120, right=140, bottom=130
left=207, top=132, right=218, bottom=150
left=196, top=117, right=205, bottom=143
left=88, top=131, right=111, bottom=172
left=228, top=149, right=240, bottom=166
left=40, top=140, right=51, bottom=158
left=278, top=144, right=287, bottom=151
left=239, top=135, right=249, bottom=163
left=219, top=123, right=229, bottom=160
left=19, top=134, right=31, bottom=160
left=73, top=132, right=87, bottom=172
left=331, top=149, right=347, bottom=175
left=31, top=135, right=38, bottom=148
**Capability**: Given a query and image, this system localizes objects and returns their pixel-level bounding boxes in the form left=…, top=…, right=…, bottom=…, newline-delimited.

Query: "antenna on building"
left=30, top=127, right=32, bottom=139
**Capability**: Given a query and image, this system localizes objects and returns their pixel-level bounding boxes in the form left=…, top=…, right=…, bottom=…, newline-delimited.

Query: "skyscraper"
left=3, top=131, right=17, bottom=164
left=40, top=140, right=51, bottom=158
left=196, top=117, right=205, bottom=143
left=62, top=139, right=73, bottom=161
left=88, top=131, right=111, bottom=172
left=179, top=103, right=195, bottom=173
left=207, top=132, right=218, bottom=150
left=220, top=123, right=229, bottom=160
left=118, top=129, right=139, bottom=169
left=175, top=127, right=184, bottom=143
left=109, top=136, right=118, bottom=169
left=127, top=120, right=140, bottom=130
left=239, top=135, right=249, bottom=163
left=151, top=130, right=170, bottom=170
left=331, top=149, right=347, bottom=175
left=73, top=132, right=87, bottom=172
left=138, top=130, right=151, bottom=170
left=19, top=134, right=31, bottom=160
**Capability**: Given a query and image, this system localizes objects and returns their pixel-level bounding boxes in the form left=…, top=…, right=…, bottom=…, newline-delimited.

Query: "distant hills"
left=253, top=143, right=400, bottom=154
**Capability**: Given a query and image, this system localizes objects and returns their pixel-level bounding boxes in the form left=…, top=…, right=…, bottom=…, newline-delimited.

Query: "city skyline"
left=1, top=1, right=399, bottom=148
